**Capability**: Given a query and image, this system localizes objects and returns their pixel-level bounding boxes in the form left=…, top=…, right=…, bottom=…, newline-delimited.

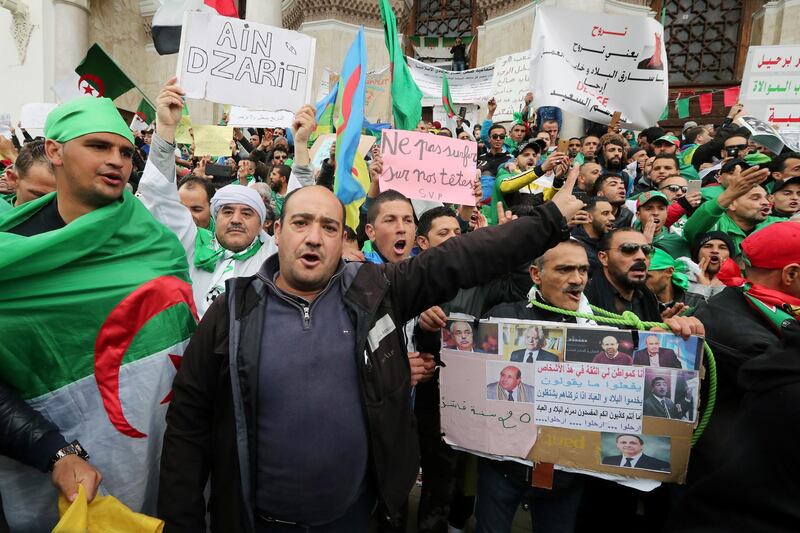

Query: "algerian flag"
left=75, top=43, right=136, bottom=101
left=0, top=191, right=196, bottom=531
left=130, top=98, right=156, bottom=133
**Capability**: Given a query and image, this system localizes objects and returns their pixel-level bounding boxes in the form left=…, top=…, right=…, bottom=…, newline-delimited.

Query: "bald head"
left=273, top=186, right=348, bottom=300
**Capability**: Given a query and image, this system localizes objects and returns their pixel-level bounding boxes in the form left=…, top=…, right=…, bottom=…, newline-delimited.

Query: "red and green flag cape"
left=75, top=43, right=136, bottom=100
left=0, top=191, right=196, bottom=530
left=442, top=74, right=456, bottom=118
left=378, top=0, right=423, bottom=131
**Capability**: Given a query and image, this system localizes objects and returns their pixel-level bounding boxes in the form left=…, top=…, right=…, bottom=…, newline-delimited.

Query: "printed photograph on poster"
left=600, top=432, right=671, bottom=473
left=485, top=360, right=536, bottom=404
left=564, top=328, right=634, bottom=364
left=500, top=323, right=565, bottom=362
left=632, top=331, right=700, bottom=370
left=442, top=319, right=499, bottom=354
left=642, top=369, right=699, bottom=422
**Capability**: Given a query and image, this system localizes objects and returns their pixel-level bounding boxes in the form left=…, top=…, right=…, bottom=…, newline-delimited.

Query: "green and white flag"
left=0, top=191, right=196, bottom=530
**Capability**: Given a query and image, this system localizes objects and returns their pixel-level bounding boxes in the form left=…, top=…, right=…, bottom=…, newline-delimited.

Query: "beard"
left=605, top=156, right=624, bottom=171
left=610, top=260, right=648, bottom=290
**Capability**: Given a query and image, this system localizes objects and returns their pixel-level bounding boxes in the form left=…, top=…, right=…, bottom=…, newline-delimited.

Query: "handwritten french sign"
left=178, top=11, right=315, bottom=111
left=380, top=129, right=477, bottom=205
left=534, top=362, right=644, bottom=432
left=530, top=6, right=668, bottom=128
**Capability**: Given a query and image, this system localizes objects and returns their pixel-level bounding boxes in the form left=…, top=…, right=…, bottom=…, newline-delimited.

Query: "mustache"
left=628, top=260, right=648, bottom=272
left=562, top=283, right=586, bottom=293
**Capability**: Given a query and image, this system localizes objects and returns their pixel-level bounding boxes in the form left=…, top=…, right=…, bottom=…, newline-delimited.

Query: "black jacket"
left=0, top=382, right=68, bottom=473
left=571, top=226, right=602, bottom=278
left=667, top=321, right=800, bottom=532
left=158, top=203, right=569, bottom=533
left=688, top=287, right=781, bottom=483
left=584, top=270, right=661, bottom=322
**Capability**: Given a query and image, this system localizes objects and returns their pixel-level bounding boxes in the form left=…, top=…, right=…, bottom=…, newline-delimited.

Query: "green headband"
left=649, top=247, right=689, bottom=290
left=45, top=97, right=134, bottom=145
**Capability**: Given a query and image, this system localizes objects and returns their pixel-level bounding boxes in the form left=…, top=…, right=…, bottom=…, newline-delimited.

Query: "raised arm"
left=136, top=77, right=198, bottom=257
left=388, top=169, right=585, bottom=321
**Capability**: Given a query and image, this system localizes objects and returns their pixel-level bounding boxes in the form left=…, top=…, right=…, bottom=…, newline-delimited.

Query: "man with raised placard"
left=137, top=78, right=316, bottom=317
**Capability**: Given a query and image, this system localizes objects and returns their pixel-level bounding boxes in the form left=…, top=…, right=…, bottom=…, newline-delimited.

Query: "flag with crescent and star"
left=0, top=190, right=196, bottom=531
left=75, top=43, right=137, bottom=101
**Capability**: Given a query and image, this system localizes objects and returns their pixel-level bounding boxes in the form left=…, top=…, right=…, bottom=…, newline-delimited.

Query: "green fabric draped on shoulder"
left=0, top=191, right=193, bottom=398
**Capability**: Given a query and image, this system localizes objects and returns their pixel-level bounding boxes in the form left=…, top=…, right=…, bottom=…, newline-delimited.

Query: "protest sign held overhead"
left=192, top=125, right=233, bottom=156
left=178, top=11, right=315, bottom=111
left=490, top=50, right=531, bottom=122
left=227, top=107, right=294, bottom=128
left=530, top=6, right=668, bottom=129
left=380, top=129, right=477, bottom=205
left=741, top=45, right=800, bottom=149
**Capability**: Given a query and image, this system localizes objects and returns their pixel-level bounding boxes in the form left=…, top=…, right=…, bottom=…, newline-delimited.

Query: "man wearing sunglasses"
left=585, top=227, right=663, bottom=321
left=477, top=123, right=513, bottom=178
left=632, top=154, right=679, bottom=196
left=661, top=175, right=703, bottom=228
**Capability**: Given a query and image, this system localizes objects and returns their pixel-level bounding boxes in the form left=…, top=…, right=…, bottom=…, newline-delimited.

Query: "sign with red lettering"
left=380, top=129, right=477, bottom=205
left=530, top=6, right=669, bottom=129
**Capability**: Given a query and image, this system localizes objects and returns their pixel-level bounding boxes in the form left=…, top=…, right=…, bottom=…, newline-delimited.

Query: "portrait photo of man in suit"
left=643, top=376, right=680, bottom=419
left=486, top=365, right=535, bottom=403
left=601, top=434, right=670, bottom=472
left=633, top=334, right=682, bottom=368
left=447, top=320, right=484, bottom=353
left=510, top=325, right=559, bottom=363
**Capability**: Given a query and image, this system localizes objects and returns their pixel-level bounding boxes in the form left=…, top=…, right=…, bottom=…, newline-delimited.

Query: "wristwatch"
left=47, top=440, right=89, bottom=472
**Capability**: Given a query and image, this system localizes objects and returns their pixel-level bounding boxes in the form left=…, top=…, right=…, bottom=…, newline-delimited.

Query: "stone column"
left=246, top=0, right=282, bottom=27
left=52, top=0, right=90, bottom=80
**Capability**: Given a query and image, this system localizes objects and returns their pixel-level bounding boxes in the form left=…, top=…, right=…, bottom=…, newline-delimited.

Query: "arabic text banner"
left=741, top=45, right=800, bottom=137
left=439, top=317, right=702, bottom=483
left=529, top=6, right=668, bottom=129
left=407, top=57, right=494, bottom=107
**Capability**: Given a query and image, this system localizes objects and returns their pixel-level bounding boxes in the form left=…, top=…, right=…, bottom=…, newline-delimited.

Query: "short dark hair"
left=652, top=154, right=680, bottom=169
left=366, top=189, right=415, bottom=225
left=651, top=376, right=667, bottom=387
left=683, top=126, right=707, bottom=145
left=343, top=225, right=358, bottom=242
left=769, top=152, right=800, bottom=175
left=616, top=434, right=644, bottom=444
left=271, top=147, right=289, bottom=159
left=14, top=139, right=52, bottom=178
left=272, top=164, right=292, bottom=182
left=639, top=127, right=665, bottom=143
left=177, top=175, right=215, bottom=203
left=532, top=240, right=586, bottom=271
left=488, top=123, right=506, bottom=137
left=601, top=134, right=626, bottom=150
left=584, top=195, right=612, bottom=213
left=591, top=173, right=625, bottom=196
left=417, top=206, right=458, bottom=238
left=627, top=147, right=645, bottom=159
left=569, top=137, right=581, bottom=143
left=279, top=187, right=346, bottom=226
left=599, top=227, right=643, bottom=251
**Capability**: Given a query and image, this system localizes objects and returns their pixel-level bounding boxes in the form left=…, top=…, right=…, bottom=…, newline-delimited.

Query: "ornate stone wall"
left=752, top=0, right=800, bottom=45
left=88, top=0, right=217, bottom=123
left=283, top=0, right=410, bottom=30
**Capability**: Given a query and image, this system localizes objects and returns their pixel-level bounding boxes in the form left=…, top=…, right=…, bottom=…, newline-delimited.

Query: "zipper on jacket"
left=260, top=266, right=345, bottom=331
left=302, top=305, right=310, bottom=328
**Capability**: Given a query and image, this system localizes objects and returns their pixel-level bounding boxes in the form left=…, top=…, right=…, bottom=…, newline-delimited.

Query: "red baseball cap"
left=742, top=222, right=800, bottom=269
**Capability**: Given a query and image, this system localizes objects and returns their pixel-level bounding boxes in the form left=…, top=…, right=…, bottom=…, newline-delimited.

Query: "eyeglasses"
left=491, top=134, right=506, bottom=140
left=660, top=185, right=688, bottom=194
left=607, top=243, right=655, bottom=256
left=724, top=144, right=748, bottom=152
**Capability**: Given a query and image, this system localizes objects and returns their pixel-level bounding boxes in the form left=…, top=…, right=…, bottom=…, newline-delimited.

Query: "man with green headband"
left=645, top=247, right=704, bottom=312
left=138, top=77, right=316, bottom=317
left=0, top=96, right=195, bottom=530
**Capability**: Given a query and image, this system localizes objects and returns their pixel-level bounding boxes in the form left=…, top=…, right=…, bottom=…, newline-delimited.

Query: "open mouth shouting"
left=299, top=250, right=322, bottom=268
left=392, top=238, right=408, bottom=257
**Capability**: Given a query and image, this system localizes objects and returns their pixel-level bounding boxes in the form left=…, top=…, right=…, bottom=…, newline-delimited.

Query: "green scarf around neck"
left=193, top=226, right=262, bottom=272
